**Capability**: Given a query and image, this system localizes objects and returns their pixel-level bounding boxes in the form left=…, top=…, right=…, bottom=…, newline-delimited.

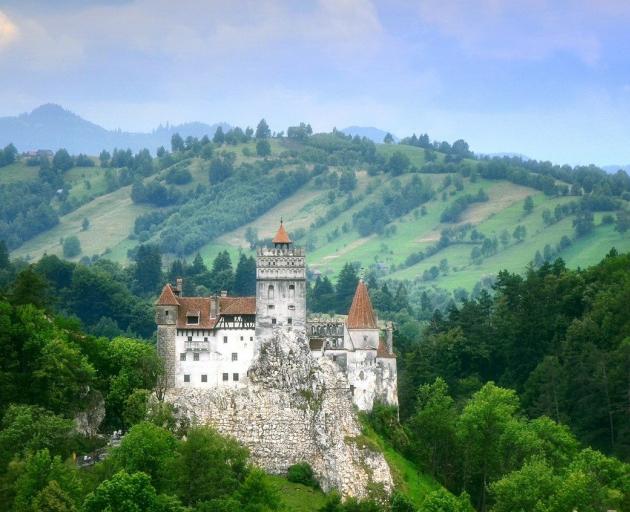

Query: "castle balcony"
left=185, top=340, right=210, bottom=351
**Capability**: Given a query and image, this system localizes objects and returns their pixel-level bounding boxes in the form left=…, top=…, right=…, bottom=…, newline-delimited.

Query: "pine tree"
left=0, top=240, right=9, bottom=270
left=234, top=254, right=256, bottom=296
left=134, top=244, right=162, bottom=295
left=210, top=251, right=234, bottom=293
left=311, top=276, right=335, bottom=313
left=335, top=263, right=359, bottom=313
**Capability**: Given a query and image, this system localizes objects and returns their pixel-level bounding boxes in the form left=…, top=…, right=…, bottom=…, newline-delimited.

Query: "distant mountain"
left=0, top=104, right=230, bottom=155
left=482, top=152, right=531, bottom=161
left=602, top=164, right=630, bottom=174
left=340, top=126, right=398, bottom=143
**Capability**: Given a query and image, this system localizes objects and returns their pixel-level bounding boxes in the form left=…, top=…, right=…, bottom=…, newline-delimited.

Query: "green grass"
left=268, top=476, right=328, bottom=511
left=0, top=161, right=40, bottom=184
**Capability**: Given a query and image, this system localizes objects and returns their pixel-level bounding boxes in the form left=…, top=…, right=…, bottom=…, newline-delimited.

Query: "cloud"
left=411, top=0, right=630, bottom=64
left=0, top=11, right=18, bottom=50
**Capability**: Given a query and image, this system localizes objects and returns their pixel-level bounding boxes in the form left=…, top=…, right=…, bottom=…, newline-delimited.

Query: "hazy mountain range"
left=0, top=104, right=230, bottom=155
left=340, top=126, right=398, bottom=143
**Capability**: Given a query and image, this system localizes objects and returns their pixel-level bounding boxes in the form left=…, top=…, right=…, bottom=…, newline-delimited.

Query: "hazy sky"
left=1, top=0, right=629, bottom=165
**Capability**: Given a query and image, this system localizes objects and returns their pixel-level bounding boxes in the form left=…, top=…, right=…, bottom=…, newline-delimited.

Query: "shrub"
left=286, top=462, right=319, bottom=489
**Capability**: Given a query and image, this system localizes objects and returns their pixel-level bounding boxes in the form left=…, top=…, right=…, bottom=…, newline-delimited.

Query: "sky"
left=0, top=0, right=629, bottom=166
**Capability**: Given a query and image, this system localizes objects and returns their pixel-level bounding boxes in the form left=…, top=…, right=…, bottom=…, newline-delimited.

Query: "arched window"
left=268, top=285, right=274, bottom=299
left=288, top=284, right=295, bottom=299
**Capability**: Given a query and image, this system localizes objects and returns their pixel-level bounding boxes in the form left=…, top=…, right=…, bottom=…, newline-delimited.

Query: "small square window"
left=223, top=336, right=228, bottom=344
left=193, top=352, right=199, bottom=361
left=222, top=373, right=229, bottom=381
left=271, top=318, right=276, bottom=325
left=186, top=315, right=199, bottom=325
left=184, top=374, right=190, bottom=383
left=250, top=336, right=253, bottom=341
left=288, top=304, right=295, bottom=310
left=288, top=317, right=292, bottom=325
left=268, top=304, right=275, bottom=310
left=187, top=336, right=192, bottom=342
left=201, top=374, right=207, bottom=383
left=232, top=353, right=238, bottom=361
left=233, top=373, right=239, bottom=381
left=180, top=353, right=186, bottom=361
left=204, top=337, right=208, bottom=342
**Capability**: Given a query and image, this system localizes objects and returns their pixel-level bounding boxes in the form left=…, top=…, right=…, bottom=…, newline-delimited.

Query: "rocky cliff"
left=163, top=328, right=393, bottom=498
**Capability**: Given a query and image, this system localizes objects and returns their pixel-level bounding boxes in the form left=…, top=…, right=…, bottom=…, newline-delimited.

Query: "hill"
left=341, top=125, right=397, bottom=143
left=3, top=130, right=630, bottom=310
left=0, top=104, right=229, bottom=154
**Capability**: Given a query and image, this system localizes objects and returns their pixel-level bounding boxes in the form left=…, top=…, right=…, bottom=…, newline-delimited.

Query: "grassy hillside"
left=5, top=138, right=629, bottom=296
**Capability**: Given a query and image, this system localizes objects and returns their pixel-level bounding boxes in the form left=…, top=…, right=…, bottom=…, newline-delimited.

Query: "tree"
left=111, top=422, right=177, bottom=491
left=62, top=236, right=81, bottom=258
left=99, top=149, right=111, bottom=167
left=383, top=133, right=394, bottom=144
left=210, top=251, right=234, bottom=293
left=512, top=225, right=526, bottom=242
left=213, top=126, right=225, bottom=145
left=256, top=139, right=271, bottom=157
left=52, top=149, right=73, bottom=171
left=209, top=154, right=235, bottom=184
left=83, top=470, right=184, bottom=512
left=310, top=276, right=335, bottom=313
left=133, top=244, right=162, bottom=295
left=171, top=133, right=185, bottom=153
left=10, top=267, right=50, bottom=309
left=233, top=254, right=256, bottom=296
left=523, top=195, right=534, bottom=215
left=0, top=240, right=9, bottom=269
left=335, top=263, right=359, bottom=313
left=170, top=426, right=249, bottom=506
left=82, top=217, right=90, bottom=231
left=255, top=119, right=271, bottom=139
left=339, top=169, right=357, bottom=192
left=387, top=151, right=410, bottom=176
left=420, top=489, right=474, bottom=512
left=616, top=210, right=630, bottom=232
left=573, top=210, right=594, bottom=237
left=244, top=227, right=258, bottom=249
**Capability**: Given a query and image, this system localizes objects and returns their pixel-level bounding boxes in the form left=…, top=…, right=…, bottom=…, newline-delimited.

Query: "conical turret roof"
left=347, top=279, right=378, bottom=329
left=155, top=284, right=180, bottom=306
left=272, top=220, right=292, bottom=244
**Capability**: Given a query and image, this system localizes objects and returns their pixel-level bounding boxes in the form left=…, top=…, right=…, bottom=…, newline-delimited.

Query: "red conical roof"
left=347, top=280, right=378, bottom=329
left=272, top=221, right=292, bottom=244
left=155, top=284, right=180, bottom=306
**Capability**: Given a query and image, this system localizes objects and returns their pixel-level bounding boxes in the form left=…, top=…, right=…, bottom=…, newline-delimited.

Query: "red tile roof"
left=173, top=295, right=257, bottom=328
left=219, top=296, right=257, bottom=315
left=272, top=221, right=292, bottom=244
left=155, top=284, right=180, bottom=306
left=346, top=280, right=378, bottom=329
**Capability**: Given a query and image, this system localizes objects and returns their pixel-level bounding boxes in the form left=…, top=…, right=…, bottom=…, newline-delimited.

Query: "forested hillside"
left=0, top=240, right=628, bottom=511
left=2, top=121, right=629, bottom=313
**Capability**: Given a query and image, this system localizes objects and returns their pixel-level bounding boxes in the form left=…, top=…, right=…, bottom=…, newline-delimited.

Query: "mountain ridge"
left=0, top=104, right=230, bottom=154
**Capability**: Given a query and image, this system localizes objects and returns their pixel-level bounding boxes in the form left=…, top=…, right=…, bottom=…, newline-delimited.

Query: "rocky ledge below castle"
left=163, top=328, right=393, bottom=498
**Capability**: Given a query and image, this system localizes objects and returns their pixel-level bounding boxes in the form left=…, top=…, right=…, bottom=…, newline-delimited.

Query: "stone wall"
left=164, top=328, right=393, bottom=498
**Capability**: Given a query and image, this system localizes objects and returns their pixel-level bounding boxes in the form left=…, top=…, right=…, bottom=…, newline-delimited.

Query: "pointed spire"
left=155, top=284, right=180, bottom=306
left=347, top=279, right=378, bottom=329
left=272, top=219, right=292, bottom=245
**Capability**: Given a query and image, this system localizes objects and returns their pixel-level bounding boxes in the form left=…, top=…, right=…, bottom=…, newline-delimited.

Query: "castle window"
left=268, top=285, right=274, bottom=299
left=240, top=336, right=243, bottom=341
left=250, top=336, right=253, bottom=341
left=184, top=374, right=190, bottom=383
left=233, top=373, right=239, bottom=381
left=193, top=352, right=199, bottom=361
left=186, top=314, right=199, bottom=325
left=201, top=374, right=207, bottom=383
left=204, top=337, right=208, bottom=342
left=271, top=318, right=276, bottom=325
left=187, top=336, right=192, bottom=342
left=232, top=353, right=238, bottom=361
left=289, top=284, right=295, bottom=299
left=223, top=336, right=228, bottom=343
left=268, top=304, right=274, bottom=310
left=288, top=317, right=292, bottom=325
left=165, top=310, right=169, bottom=316
left=222, top=373, right=228, bottom=381
left=288, top=304, right=295, bottom=310
left=180, top=353, right=186, bottom=361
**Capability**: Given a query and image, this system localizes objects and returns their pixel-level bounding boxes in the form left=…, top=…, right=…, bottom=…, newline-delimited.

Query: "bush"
left=62, top=236, right=81, bottom=258
left=286, top=462, right=319, bottom=489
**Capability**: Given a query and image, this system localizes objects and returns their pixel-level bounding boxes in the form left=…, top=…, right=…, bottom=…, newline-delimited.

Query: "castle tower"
left=346, top=279, right=379, bottom=350
left=255, top=221, right=306, bottom=338
left=155, top=283, right=179, bottom=388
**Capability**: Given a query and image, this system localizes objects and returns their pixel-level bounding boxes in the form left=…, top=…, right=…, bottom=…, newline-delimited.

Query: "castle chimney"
left=210, top=295, right=219, bottom=318
left=175, top=277, right=183, bottom=296
left=220, top=290, right=228, bottom=297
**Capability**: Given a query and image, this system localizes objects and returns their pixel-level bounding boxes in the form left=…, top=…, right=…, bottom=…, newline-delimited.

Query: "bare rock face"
left=74, top=390, right=106, bottom=437
left=164, top=329, right=393, bottom=498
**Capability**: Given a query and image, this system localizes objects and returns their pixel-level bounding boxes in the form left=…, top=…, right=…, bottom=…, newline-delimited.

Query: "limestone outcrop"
left=164, top=328, right=393, bottom=498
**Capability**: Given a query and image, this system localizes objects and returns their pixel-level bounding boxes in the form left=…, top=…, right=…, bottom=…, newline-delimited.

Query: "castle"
left=155, top=222, right=397, bottom=411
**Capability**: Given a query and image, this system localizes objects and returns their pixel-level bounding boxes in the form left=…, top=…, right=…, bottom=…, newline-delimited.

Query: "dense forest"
left=0, top=232, right=629, bottom=510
